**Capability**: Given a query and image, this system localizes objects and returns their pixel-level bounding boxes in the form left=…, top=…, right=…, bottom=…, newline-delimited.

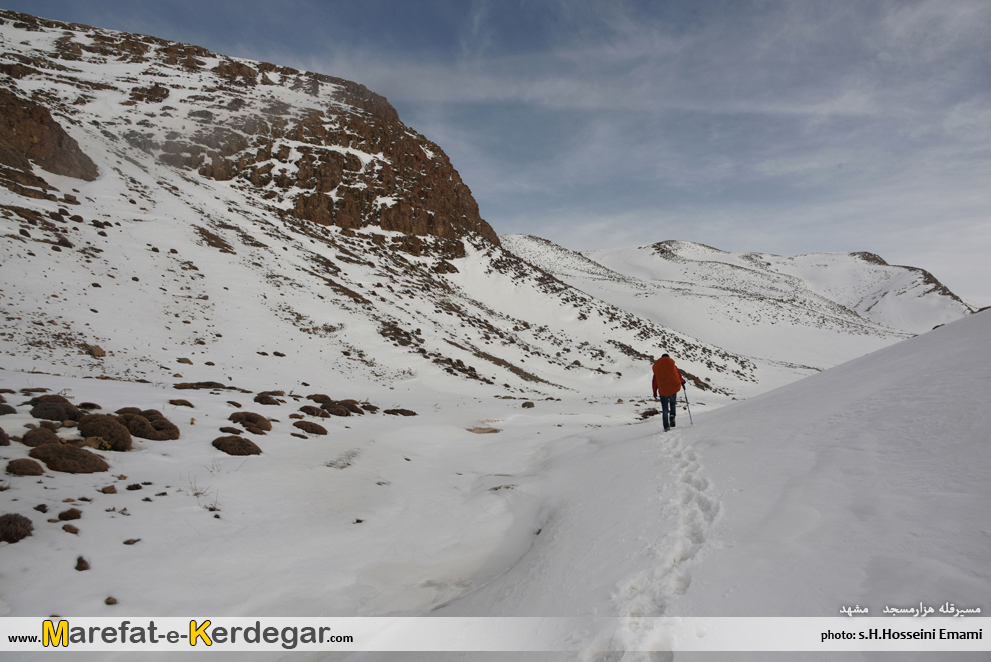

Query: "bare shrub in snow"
left=212, top=435, right=261, bottom=456
left=29, top=444, right=110, bottom=473
left=228, top=412, right=271, bottom=431
left=78, top=415, right=132, bottom=451
left=28, top=394, right=72, bottom=406
left=6, top=458, right=44, bottom=475
left=321, top=403, right=350, bottom=417
left=336, top=400, right=366, bottom=415
left=58, top=508, right=81, bottom=521
left=116, top=412, right=180, bottom=441
left=0, top=513, right=33, bottom=543
left=30, top=402, right=82, bottom=421
left=21, top=427, right=60, bottom=447
left=293, top=420, right=327, bottom=435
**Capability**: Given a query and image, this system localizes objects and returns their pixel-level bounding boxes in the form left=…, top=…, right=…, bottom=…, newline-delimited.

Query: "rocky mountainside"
left=0, top=10, right=496, bottom=245
left=502, top=235, right=973, bottom=375
left=0, top=10, right=767, bottom=401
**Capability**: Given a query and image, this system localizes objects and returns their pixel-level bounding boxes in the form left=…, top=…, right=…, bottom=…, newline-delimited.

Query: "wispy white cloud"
left=459, top=0, right=494, bottom=60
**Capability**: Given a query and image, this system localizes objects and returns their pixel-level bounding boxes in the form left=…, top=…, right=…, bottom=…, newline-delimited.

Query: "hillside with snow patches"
left=0, top=10, right=791, bottom=407
left=0, top=10, right=986, bottom=660
left=501, top=235, right=973, bottom=381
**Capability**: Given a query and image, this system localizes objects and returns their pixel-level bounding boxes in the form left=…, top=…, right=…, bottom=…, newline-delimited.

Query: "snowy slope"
left=673, top=308, right=991, bottom=620
left=588, top=240, right=973, bottom=337
left=774, top=251, right=974, bottom=334
left=502, top=235, right=972, bottom=379
left=0, top=12, right=761, bottom=403
left=369, top=310, right=991, bottom=662
left=0, top=370, right=626, bottom=619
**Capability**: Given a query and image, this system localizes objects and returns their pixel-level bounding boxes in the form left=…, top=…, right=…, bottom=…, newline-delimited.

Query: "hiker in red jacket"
left=652, top=353, right=686, bottom=431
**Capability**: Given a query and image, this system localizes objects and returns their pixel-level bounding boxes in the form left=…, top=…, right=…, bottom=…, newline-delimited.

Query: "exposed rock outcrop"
left=0, top=9, right=495, bottom=246
left=0, top=88, right=99, bottom=183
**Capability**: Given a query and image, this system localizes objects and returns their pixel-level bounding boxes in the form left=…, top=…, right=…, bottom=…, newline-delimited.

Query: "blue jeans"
left=659, top=394, right=677, bottom=429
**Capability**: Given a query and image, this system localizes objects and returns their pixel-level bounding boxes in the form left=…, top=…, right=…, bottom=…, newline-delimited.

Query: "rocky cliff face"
left=0, top=9, right=497, bottom=248
left=0, top=88, right=98, bottom=180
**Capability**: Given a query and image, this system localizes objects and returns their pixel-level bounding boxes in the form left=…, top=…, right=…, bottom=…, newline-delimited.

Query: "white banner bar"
left=1, top=617, right=986, bottom=652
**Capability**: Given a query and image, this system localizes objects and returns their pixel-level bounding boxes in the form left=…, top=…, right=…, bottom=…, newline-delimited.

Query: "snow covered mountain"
left=501, top=235, right=974, bottom=377
left=0, top=9, right=973, bottom=405
left=0, top=9, right=762, bottom=403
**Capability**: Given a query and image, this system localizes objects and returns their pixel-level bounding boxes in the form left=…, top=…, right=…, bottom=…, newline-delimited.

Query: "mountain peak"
left=648, top=239, right=729, bottom=260
left=504, top=235, right=972, bottom=379
left=848, top=251, right=888, bottom=266
left=0, top=8, right=498, bottom=246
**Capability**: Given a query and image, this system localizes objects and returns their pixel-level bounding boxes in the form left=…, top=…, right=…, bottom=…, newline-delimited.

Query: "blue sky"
left=8, top=0, right=991, bottom=304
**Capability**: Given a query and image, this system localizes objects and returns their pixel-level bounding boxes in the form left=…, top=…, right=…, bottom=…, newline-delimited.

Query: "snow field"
left=676, top=310, right=991, bottom=627
left=0, top=369, right=678, bottom=623
left=332, top=312, right=991, bottom=662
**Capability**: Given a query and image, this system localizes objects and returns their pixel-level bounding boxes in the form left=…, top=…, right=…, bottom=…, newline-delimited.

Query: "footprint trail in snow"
left=601, top=426, right=721, bottom=658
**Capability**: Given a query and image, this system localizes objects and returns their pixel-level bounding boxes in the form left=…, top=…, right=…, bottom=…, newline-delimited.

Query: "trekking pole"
left=682, top=383, right=694, bottom=425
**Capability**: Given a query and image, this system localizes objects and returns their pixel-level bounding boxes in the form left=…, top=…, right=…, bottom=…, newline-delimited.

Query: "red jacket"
left=652, top=357, right=685, bottom=397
